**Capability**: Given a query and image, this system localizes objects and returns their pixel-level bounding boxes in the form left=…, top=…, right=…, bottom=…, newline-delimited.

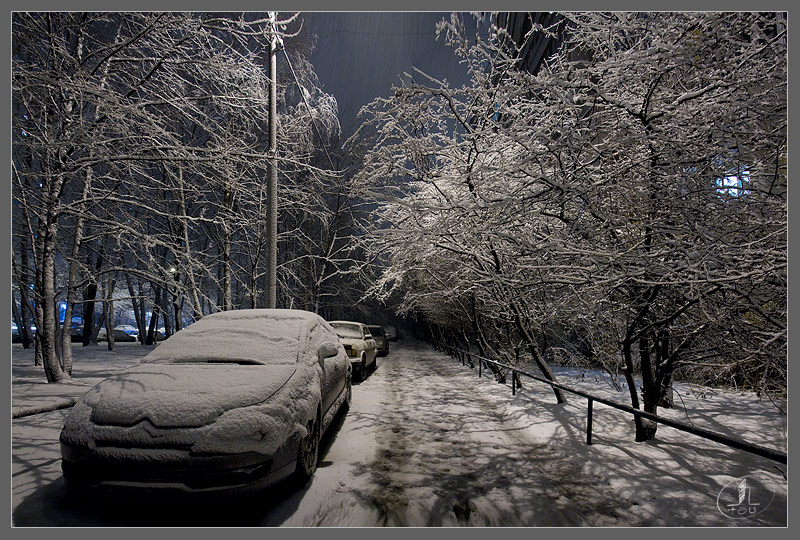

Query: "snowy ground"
left=11, top=339, right=787, bottom=527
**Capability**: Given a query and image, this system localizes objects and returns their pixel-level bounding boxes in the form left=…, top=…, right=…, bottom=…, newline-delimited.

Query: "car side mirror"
left=317, top=341, right=340, bottom=363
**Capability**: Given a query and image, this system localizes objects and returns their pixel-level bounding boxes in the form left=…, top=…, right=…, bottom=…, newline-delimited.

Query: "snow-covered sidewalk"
left=11, top=343, right=153, bottom=415
left=11, top=339, right=787, bottom=526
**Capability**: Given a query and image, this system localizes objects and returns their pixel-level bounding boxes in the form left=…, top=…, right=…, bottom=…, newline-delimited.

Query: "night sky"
left=299, top=12, right=478, bottom=137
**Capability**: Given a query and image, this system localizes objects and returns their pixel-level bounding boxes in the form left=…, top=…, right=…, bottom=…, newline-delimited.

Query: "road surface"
left=12, top=339, right=647, bottom=526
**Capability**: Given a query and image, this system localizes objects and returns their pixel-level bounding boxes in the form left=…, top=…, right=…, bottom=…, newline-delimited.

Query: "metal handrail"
left=439, top=343, right=787, bottom=465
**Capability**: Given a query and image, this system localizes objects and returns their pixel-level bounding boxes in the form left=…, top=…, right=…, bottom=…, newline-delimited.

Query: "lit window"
left=716, top=170, right=750, bottom=197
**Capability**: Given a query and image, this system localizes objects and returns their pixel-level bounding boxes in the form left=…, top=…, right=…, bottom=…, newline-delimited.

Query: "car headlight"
left=347, top=349, right=358, bottom=358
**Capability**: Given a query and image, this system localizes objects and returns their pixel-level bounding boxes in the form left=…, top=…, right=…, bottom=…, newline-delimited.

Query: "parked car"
left=384, top=325, right=399, bottom=341
left=366, top=325, right=389, bottom=357
left=60, top=308, right=352, bottom=497
left=329, top=321, right=377, bottom=381
left=101, top=325, right=166, bottom=343
left=57, top=319, right=85, bottom=342
left=116, top=324, right=139, bottom=342
left=12, top=322, right=36, bottom=343
left=69, top=321, right=84, bottom=342
left=115, top=324, right=139, bottom=337
left=97, top=326, right=137, bottom=342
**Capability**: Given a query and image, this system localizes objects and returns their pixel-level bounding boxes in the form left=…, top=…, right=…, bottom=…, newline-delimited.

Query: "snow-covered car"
left=329, top=321, right=377, bottom=381
left=366, top=325, right=389, bottom=357
left=97, top=324, right=167, bottom=341
left=115, top=324, right=139, bottom=337
left=384, top=325, right=398, bottom=341
left=97, top=324, right=140, bottom=342
left=97, top=327, right=137, bottom=342
left=59, top=308, right=352, bottom=497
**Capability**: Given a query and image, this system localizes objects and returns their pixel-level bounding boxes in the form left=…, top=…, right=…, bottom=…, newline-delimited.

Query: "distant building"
left=492, top=12, right=566, bottom=75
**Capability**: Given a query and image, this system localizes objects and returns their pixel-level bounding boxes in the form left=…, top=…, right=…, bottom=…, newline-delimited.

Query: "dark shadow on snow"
left=343, top=340, right=785, bottom=526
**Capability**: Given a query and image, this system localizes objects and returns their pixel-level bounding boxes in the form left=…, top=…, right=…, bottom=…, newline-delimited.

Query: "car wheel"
left=343, top=374, right=352, bottom=412
left=295, top=414, right=320, bottom=484
left=359, top=353, right=367, bottom=381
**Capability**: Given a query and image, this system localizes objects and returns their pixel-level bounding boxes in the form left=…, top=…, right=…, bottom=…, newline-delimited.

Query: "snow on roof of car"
left=329, top=320, right=364, bottom=327
left=143, top=309, right=321, bottom=365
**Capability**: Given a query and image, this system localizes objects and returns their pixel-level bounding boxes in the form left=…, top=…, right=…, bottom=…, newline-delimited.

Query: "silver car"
left=329, top=321, right=377, bottom=381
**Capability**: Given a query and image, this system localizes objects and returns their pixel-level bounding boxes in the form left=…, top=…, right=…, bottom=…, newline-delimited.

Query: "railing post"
left=586, top=398, right=594, bottom=445
left=478, top=359, right=482, bottom=378
left=512, top=370, right=516, bottom=395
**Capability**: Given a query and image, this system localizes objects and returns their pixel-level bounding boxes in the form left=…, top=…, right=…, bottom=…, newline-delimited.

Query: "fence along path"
left=438, top=343, right=787, bottom=465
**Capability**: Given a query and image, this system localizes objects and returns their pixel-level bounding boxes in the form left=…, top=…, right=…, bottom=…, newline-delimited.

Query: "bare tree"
left=12, top=12, right=341, bottom=381
left=356, top=12, right=786, bottom=439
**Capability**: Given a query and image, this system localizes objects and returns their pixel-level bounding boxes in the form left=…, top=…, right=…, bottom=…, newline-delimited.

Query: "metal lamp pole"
left=266, top=11, right=278, bottom=309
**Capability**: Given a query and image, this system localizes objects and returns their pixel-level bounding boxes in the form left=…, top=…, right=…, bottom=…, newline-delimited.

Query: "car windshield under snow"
left=143, top=317, right=305, bottom=365
left=332, top=324, right=362, bottom=339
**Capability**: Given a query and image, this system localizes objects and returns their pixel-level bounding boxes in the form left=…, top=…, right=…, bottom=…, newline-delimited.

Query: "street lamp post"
left=265, top=11, right=278, bottom=309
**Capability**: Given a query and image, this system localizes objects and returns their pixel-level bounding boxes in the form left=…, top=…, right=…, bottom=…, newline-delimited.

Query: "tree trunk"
left=137, top=287, right=147, bottom=343
left=34, top=159, right=70, bottom=383
left=145, top=283, right=162, bottom=344
left=622, top=337, right=656, bottom=442
left=172, top=273, right=183, bottom=333
left=222, top=222, right=233, bottom=311
left=656, top=332, right=674, bottom=408
left=460, top=326, right=474, bottom=368
left=12, top=299, right=23, bottom=345
left=126, top=274, right=146, bottom=344
left=92, top=296, right=106, bottom=344
left=637, top=334, right=660, bottom=439
left=12, top=249, right=34, bottom=349
left=59, top=297, right=75, bottom=377
left=511, top=308, right=566, bottom=404
left=38, top=217, right=69, bottom=382
left=158, top=284, right=172, bottom=337
left=174, top=165, right=204, bottom=319
left=659, top=373, right=675, bottom=408
left=104, top=271, right=117, bottom=350
left=146, top=306, right=159, bottom=345
left=82, top=251, right=103, bottom=346
left=470, top=312, right=507, bottom=381
left=34, top=333, right=43, bottom=367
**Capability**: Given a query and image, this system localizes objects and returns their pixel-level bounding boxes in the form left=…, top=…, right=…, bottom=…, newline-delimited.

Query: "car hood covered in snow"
left=62, top=362, right=322, bottom=457
left=84, top=363, right=298, bottom=428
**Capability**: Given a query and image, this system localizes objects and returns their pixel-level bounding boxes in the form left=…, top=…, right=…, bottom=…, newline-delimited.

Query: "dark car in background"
left=367, top=325, right=389, bottom=357
left=11, top=322, right=36, bottom=343
left=384, top=325, right=399, bottom=341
